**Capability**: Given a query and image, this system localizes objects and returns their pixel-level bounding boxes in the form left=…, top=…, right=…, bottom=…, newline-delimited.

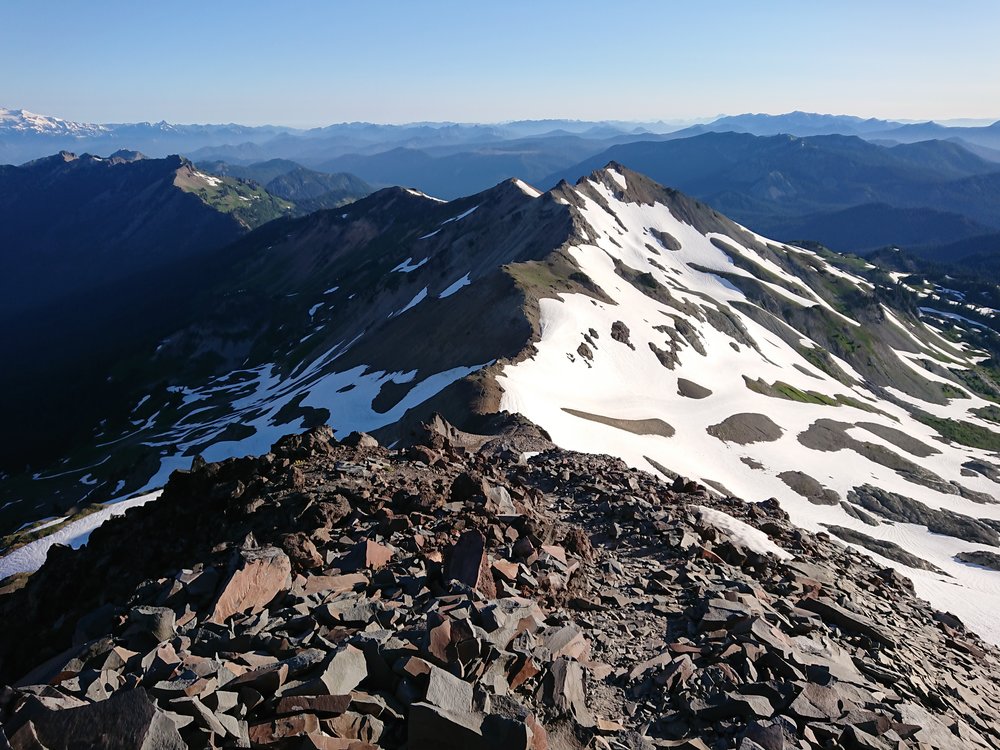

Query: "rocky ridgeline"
left=1, top=422, right=999, bottom=749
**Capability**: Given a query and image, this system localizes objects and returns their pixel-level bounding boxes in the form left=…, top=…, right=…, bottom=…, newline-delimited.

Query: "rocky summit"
left=2, top=420, right=999, bottom=749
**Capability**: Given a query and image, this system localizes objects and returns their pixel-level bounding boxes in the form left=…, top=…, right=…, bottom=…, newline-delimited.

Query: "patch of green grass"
left=972, top=405, right=1000, bottom=424
left=710, top=238, right=805, bottom=296
left=794, top=345, right=853, bottom=384
left=836, top=395, right=891, bottom=416
left=506, top=254, right=613, bottom=306
left=939, top=383, right=970, bottom=400
left=915, top=413, right=1000, bottom=451
left=744, top=377, right=890, bottom=417
left=181, top=177, right=294, bottom=228
left=950, top=365, right=1000, bottom=404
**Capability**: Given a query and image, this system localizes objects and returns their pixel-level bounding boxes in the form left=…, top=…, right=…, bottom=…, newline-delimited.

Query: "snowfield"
left=499, top=172, right=1000, bottom=644
left=696, top=505, right=793, bottom=561
left=0, top=491, right=162, bottom=579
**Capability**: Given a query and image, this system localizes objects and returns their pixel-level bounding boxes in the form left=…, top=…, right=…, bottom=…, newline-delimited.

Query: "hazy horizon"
left=4, top=1, right=999, bottom=127
left=4, top=107, right=998, bottom=131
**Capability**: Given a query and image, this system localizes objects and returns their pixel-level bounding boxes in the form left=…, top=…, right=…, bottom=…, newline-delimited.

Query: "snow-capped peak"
left=0, top=107, right=109, bottom=136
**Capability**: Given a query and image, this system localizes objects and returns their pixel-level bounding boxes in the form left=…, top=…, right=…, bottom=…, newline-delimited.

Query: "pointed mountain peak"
left=108, top=149, right=147, bottom=162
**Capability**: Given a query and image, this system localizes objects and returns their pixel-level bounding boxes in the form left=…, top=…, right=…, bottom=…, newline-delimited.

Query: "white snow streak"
left=439, top=273, right=472, bottom=298
left=0, top=491, right=163, bottom=579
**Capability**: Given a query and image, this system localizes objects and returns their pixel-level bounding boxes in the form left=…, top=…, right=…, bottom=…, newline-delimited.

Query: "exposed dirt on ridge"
left=560, top=409, right=675, bottom=438
left=707, top=413, right=784, bottom=445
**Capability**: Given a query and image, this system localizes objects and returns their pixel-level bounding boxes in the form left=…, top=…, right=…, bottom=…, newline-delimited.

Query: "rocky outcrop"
left=2, top=425, right=1000, bottom=749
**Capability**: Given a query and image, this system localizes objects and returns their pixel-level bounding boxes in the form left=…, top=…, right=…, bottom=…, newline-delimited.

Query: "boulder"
left=9, top=688, right=185, bottom=750
left=545, top=658, right=593, bottom=727
left=446, top=530, right=496, bottom=598
left=341, top=541, right=394, bottom=572
left=207, top=547, right=291, bottom=624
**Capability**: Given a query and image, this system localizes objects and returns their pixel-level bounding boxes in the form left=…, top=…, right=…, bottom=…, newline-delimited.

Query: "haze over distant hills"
left=4, top=105, right=1000, bottom=282
left=4, top=106, right=999, bottom=166
left=542, top=132, right=1000, bottom=253
left=196, top=158, right=373, bottom=212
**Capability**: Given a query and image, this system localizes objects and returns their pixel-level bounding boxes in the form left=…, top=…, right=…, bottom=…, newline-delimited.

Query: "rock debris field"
left=1, top=420, right=999, bottom=749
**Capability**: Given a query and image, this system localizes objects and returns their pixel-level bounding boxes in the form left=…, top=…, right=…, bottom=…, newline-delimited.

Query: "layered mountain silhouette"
left=542, top=133, right=1000, bottom=252
left=196, top=158, right=373, bottom=211
left=0, top=152, right=294, bottom=469
left=4, top=164, right=1000, bottom=641
left=6, top=107, right=1000, bottom=257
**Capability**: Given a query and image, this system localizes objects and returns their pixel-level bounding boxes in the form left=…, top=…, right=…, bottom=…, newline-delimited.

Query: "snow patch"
left=695, top=506, right=793, bottom=560
left=0, top=491, right=163, bottom=579
left=439, top=273, right=472, bottom=298
left=192, top=171, right=223, bottom=187
left=513, top=179, right=542, bottom=197
left=405, top=188, right=446, bottom=203
left=442, top=205, right=478, bottom=224
left=390, top=287, right=428, bottom=317
left=392, top=257, right=429, bottom=273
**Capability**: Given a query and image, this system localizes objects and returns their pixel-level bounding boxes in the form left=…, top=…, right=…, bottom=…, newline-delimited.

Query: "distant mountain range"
left=197, top=158, right=373, bottom=211
left=665, top=110, right=1000, bottom=149
left=5, top=106, right=998, bottom=169
left=0, top=108, right=295, bottom=165
left=542, top=132, right=1000, bottom=253
left=4, top=105, right=1000, bottom=263
left=0, top=107, right=669, bottom=166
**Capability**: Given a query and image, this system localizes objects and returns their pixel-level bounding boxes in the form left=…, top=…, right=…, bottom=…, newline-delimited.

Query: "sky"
left=2, top=1, right=999, bottom=126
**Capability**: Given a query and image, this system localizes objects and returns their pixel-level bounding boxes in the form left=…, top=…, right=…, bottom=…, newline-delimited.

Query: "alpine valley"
left=6, top=118, right=1000, bottom=747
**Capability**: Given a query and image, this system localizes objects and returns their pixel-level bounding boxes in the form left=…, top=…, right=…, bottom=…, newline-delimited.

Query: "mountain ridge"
left=0, top=151, right=296, bottom=473
left=540, top=133, right=1000, bottom=252
left=4, top=164, right=1000, bottom=646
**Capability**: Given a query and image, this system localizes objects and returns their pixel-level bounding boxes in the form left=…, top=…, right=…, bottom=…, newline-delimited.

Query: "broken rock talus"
left=1, top=423, right=999, bottom=748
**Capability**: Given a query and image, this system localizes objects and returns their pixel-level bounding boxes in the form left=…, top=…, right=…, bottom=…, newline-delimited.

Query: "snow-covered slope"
left=499, top=166, right=1000, bottom=642
left=0, top=108, right=109, bottom=137
left=0, top=179, right=565, bottom=528
left=0, top=491, right=161, bottom=580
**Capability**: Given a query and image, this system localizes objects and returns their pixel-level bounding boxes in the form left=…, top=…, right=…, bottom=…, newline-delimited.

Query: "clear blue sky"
left=3, top=0, right=998, bottom=126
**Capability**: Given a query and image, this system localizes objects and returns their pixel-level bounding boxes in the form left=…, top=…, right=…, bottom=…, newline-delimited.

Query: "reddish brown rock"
left=280, top=532, right=324, bottom=570
left=9, top=688, right=185, bottom=750
left=342, top=541, right=394, bottom=572
left=492, top=559, right=520, bottom=582
left=275, top=694, right=351, bottom=717
left=300, top=573, right=368, bottom=596
left=249, top=713, right=320, bottom=745
left=302, top=735, right=377, bottom=750
left=427, top=617, right=453, bottom=663
left=508, top=655, right=541, bottom=690
left=446, top=530, right=496, bottom=598
left=207, top=547, right=292, bottom=624
left=225, top=662, right=289, bottom=695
